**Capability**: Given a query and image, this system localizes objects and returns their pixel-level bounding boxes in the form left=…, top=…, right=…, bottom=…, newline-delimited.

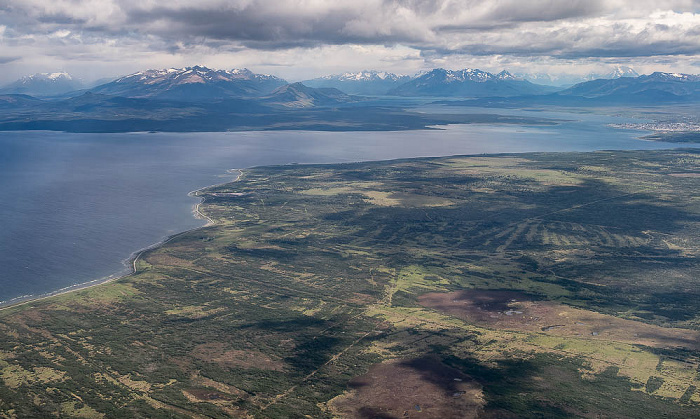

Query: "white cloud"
left=0, top=0, right=698, bottom=82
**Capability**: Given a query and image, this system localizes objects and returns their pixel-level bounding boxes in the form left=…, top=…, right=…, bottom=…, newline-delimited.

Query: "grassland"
left=0, top=149, right=699, bottom=418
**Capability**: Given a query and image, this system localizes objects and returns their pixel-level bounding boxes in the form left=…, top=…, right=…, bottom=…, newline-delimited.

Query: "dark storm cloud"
left=127, top=6, right=359, bottom=44
left=123, top=3, right=428, bottom=49
left=118, top=1, right=626, bottom=48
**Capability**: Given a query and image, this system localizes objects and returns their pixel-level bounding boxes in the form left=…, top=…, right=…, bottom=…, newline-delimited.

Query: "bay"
left=0, top=111, right=694, bottom=304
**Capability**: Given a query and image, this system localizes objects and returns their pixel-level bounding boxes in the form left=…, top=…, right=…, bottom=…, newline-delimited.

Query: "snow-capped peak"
left=1, top=72, right=83, bottom=96
left=113, top=66, right=282, bottom=85
left=607, top=66, right=639, bottom=79
left=495, top=70, right=518, bottom=80
left=584, top=66, right=640, bottom=81
left=424, top=68, right=496, bottom=83
left=412, top=70, right=430, bottom=78
left=20, top=72, right=73, bottom=83
left=47, top=72, right=72, bottom=80
left=646, top=72, right=700, bottom=82
left=321, top=70, right=407, bottom=82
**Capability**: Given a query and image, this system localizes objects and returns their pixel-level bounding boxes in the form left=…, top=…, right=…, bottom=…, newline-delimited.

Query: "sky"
left=0, top=0, right=699, bottom=84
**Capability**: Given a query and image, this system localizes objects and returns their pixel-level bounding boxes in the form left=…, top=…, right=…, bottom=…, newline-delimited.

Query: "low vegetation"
left=1, top=149, right=699, bottom=417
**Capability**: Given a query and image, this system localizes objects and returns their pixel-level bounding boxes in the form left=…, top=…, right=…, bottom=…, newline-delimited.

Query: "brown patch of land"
left=183, top=388, right=234, bottom=402
left=329, top=357, right=483, bottom=418
left=190, top=373, right=248, bottom=398
left=191, top=343, right=285, bottom=371
left=182, top=388, right=250, bottom=418
left=348, top=293, right=378, bottom=305
left=419, top=290, right=700, bottom=350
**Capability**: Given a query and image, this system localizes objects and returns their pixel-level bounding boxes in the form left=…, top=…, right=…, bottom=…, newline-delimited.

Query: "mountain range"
left=90, top=66, right=287, bottom=101
left=0, top=65, right=698, bottom=133
left=3, top=65, right=693, bottom=104
left=553, top=72, right=700, bottom=103
left=517, top=66, right=640, bottom=87
left=388, top=68, right=556, bottom=97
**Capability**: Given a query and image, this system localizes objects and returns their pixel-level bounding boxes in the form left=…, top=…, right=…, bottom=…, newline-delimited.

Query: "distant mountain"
left=303, top=70, right=412, bottom=95
left=90, top=66, right=287, bottom=101
left=518, top=66, right=640, bottom=87
left=585, top=66, right=640, bottom=82
left=388, top=68, right=554, bottom=97
left=0, top=73, right=83, bottom=96
left=516, top=73, right=579, bottom=87
left=261, top=83, right=353, bottom=108
left=643, top=72, right=700, bottom=83
left=603, top=66, right=639, bottom=79
left=557, top=72, right=700, bottom=102
left=558, top=72, right=700, bottom=99
left=494, top=70, right=518, bottom=80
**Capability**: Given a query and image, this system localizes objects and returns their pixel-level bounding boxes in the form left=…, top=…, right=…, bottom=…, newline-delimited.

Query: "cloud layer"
left=0, top=0, right=699, bottom=81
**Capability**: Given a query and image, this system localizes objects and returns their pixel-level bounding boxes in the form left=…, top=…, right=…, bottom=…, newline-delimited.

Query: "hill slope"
left=90, top=66, right=287, bottom=101
left=261, top=82, right=353, bottom=108
left=556, top=72, right=700, bottom=103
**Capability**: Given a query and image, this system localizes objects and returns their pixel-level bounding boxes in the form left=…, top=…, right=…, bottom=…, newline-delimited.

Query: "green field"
left=1, top=149, right=699, bottom=418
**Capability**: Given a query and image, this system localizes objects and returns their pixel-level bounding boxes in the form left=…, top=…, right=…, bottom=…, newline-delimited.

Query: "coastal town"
left=609, top=121, right=700, bottom=132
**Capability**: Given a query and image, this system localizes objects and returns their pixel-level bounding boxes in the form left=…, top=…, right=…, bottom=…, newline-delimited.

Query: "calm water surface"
left=0, top=112, right=694, bottom=304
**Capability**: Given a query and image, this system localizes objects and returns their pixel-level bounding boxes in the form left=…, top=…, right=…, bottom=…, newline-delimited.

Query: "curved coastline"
left=2, top=121, right=696, bottom=312
left=0, top=169, right=244, bottom=312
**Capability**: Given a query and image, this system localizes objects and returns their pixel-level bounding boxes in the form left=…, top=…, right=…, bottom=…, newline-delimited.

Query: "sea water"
left=0, top=111, right=693, bottom=304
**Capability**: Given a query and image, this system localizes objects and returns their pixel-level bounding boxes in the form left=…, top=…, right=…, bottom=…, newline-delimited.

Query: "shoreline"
left=1, top=136, right=697, bottom=312
left=0, top=169, right=244, bottom=312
